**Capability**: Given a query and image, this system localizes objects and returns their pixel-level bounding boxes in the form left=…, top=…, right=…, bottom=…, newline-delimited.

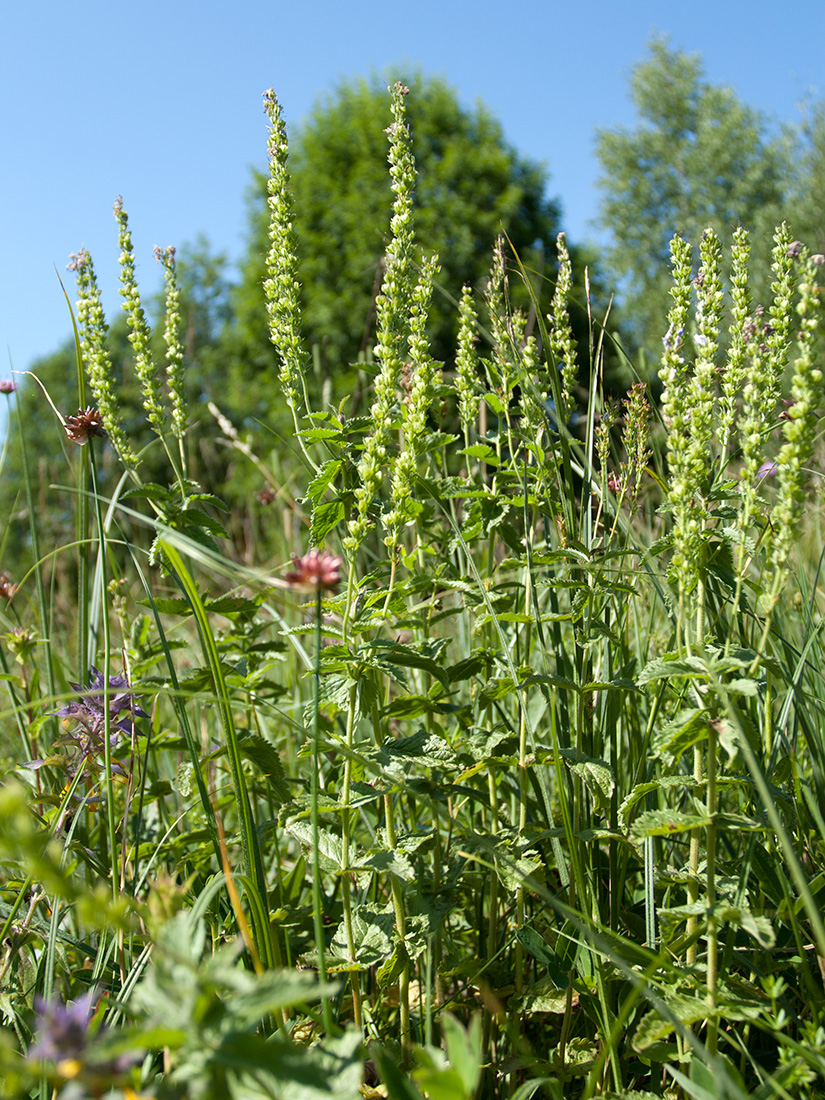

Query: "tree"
left=788, top=99, right=825, bottom=255
left=223, top=72, right=564, bottom=422
left=595, top=38, right=789, bottom=356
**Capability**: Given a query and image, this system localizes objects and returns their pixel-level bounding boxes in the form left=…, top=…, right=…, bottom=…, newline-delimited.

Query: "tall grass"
left=1, top=81, right=825, bottom=1100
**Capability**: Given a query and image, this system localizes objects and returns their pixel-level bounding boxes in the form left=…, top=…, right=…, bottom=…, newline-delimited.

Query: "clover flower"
left=284, top=549, right=342, bottom=592
left=64, top=407, right=107, bottom=446
left=0, top=379, right=16, bottom=394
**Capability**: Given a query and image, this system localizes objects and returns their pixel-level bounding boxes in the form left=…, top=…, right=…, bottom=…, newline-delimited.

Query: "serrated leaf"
left=718, top=905, right=775, bottom=948
left=561, top=750, right=614, bottom=809
left=638, top=653, right=707, bottom=685
left=516, top=928, right=570, bottom=989
left=376, top=941, right=409, bottom=989
left=330, top=902, right=395, bottom=967
left=205, top=596, right=261, bottom=615
left=357, top=848, right=415, bottom=881
left=181, top=510, right=228, bottom=537
left=309, top=498, right=346, bottom=544
left=238, top=734, right=291, bottom=803
left=619, top=776, right=697, bottom=828
left=298, top=427, right=345, bottom=441
left=305, top=459, right=343, bottom=503
left=458, top=443, right=500, bottom=466
left=520, top=975, right=571, bottom=1014
left=287, top=820, right=344, bottom=871
left=385, top=729, right=458, bottom=770
left=147, top=597, right=193, bottom=615
left=652, top=707, right=708, bottom=765
left=630, top=809, right=710, bottom=840
left=633, top=994, right=711, bottom=1050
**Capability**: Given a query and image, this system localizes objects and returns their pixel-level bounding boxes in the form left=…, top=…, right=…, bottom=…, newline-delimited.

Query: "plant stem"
left=311, top=589, right=334, bottom=1034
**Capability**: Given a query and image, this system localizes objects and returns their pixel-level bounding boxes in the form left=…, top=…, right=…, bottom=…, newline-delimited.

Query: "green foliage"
left=224, top=71, right=562, bottom=422
left=596, top=36, right=788, bottom=355
left=6, top=79, right=825, bottom=1100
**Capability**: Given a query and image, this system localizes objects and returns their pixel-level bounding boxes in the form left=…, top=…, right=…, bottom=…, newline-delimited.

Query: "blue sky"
left=1, top=0, right=823, bottom=384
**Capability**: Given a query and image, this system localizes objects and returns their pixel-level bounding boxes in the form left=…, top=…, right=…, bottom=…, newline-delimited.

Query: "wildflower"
left=53, top=666, right=147, bottom=772
left=345, top=81, right=418, bottom=553
left=0, top=572, right=17, bottom=599
left=263, top=88, right=308, bottom=415
left=29, top=989, right=96, bottom=1066
left=759, top=461, right=778, bottom=479
left=5, top=627, right=39, bottom=664
left=64, top=407, right=107, bottom=445
left=0, top=379, right=16, bottom=394
left=155, top=244, right=187, bottom=442
left=29, top=989, right=138, bottom=1086
left=69, top=246, right=138, bottom=470
left=455, top=284, right=480, bottom=443
left=115, top=198, right=166, bottom=436
left=787, top=240, right=804, bottom=259
left=284, top=549, right=342, bottom=592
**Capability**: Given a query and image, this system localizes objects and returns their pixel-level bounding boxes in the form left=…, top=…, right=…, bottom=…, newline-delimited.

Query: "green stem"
left=312, top=589, right=334, bottom=1034
left=340, top=682, right=363, bottom=1029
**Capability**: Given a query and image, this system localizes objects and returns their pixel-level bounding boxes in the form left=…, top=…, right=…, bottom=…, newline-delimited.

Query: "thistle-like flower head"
left=284, top=549, right=343, bottom=592
left=64, top=407, right=107, bottom=445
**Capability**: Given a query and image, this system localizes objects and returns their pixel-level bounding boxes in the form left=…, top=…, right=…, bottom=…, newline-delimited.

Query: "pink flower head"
left=64, top=407, right=106, bottom=445
left=284, top=549, right=343, bottom=593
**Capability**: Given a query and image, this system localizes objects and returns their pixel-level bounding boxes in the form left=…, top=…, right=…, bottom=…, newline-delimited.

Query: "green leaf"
left=305, top=458, right=343, bottom=502
left=238, top=734, right=291, bottom=803
left=561, top=750, right=615, bottom=811
left=638, top=653, right=707, bottom=685
left=651, top=707, right=709, bottom=765
left=310, top=498, right=346, bottom=544
left=619, top=775, right=697, bottom=828
left=287, top=819, right=345, bottom=871
left=330, top=902, right=395, bottom=967
left=358, top=848, right=415, bottom=881
left=384, top=729, right=458, bottom=770
left=516, top=928, right=570, bottom=989
left=376, top=941, right=409, bottom=988
left=633, top=993, right=711, bottom=1050
left=630, top=809, right=711, bottom=840
left=520, top=976, right=570, bottom=1014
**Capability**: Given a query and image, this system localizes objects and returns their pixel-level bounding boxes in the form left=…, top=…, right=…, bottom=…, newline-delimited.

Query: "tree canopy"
left=224, top=72, right=564, bottom=421
left=595, top=37, right=789, bottom=355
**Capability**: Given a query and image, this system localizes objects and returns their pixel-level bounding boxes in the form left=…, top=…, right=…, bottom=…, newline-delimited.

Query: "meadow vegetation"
left=2, top=76, right=825, bottom=1100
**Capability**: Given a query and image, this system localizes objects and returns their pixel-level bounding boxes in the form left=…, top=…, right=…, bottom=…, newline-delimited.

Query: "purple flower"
left=51, top=667, right=148, bottom=776
left=29, top=990, right=138, bottom=1083
left=56, top=667, right=147, bottom=740
left=29, top=990, right=96, bottom=1063
left=758, top=461, right=778, bottom=479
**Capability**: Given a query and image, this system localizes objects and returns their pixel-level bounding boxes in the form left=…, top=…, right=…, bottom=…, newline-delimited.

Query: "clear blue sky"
left=1, top=0, right=822, bottom=383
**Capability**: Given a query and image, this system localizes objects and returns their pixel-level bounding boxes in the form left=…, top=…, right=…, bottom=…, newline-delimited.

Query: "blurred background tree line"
left=2, top=38, right=823, bottom=573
